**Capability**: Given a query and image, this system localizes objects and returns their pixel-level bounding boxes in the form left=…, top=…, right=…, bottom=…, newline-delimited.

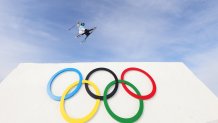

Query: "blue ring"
left=47, top=68, right=83, bottom=101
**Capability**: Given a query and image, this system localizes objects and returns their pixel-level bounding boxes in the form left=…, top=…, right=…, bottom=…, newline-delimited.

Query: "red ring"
left=121, top=67, right=156, bottom=100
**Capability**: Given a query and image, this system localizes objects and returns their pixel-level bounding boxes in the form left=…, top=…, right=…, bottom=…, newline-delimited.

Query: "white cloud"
left=0, top=39, right=39, bottom=82
left=0, top=0, right=61, bottom=82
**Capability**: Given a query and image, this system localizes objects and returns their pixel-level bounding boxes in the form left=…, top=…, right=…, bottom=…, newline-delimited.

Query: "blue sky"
left=0, top=0, right=218, bottom=96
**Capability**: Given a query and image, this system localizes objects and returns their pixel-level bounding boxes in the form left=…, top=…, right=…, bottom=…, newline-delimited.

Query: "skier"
left=76, top=21, right=96, bottom=41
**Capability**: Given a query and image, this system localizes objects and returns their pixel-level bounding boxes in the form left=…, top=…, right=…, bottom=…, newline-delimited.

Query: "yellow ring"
left=60, top=80, right=100, bottom=123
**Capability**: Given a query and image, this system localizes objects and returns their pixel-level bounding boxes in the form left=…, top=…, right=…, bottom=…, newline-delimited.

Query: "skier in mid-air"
left=75, top=21, right=96, bottom=42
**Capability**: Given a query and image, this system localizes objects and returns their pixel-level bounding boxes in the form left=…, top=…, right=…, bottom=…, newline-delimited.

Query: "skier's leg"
left=84, top=29, right=91, bottom=37
left=84, top=33, right=90, bottom=40
left=81, top=34, right=88, bottom=43
left=85, top=34, right=89, bottom=40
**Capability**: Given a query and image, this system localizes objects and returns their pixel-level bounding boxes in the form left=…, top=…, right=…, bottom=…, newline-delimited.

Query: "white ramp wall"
left=0, top=62, right=218, bottom=123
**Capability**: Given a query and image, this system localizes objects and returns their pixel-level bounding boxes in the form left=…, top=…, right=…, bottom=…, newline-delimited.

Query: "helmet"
left=81, top=22, right=85, bottom=26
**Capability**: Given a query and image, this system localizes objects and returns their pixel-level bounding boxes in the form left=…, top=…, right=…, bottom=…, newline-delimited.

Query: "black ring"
left=85, top=67, right=119, bottom=100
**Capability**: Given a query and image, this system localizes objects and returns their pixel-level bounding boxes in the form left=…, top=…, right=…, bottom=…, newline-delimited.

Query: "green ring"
left=103, top=80, right=144, bottom=123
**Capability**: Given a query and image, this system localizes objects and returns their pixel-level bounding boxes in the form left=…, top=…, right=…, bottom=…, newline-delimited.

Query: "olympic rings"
left=85, top=67, right=119, bottom=100
left=121, top=67, right=157, bottom=100
left=47, top=68, right=83, bottom=101
left=60, top=80, right=100, bottom=123
left=47, top=67, right=156, bottom=123
left=103, top=80, right=144, bottom=123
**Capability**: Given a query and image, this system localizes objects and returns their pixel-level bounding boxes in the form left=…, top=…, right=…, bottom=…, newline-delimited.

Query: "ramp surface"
left=0, top=62, right=218, bottom=123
